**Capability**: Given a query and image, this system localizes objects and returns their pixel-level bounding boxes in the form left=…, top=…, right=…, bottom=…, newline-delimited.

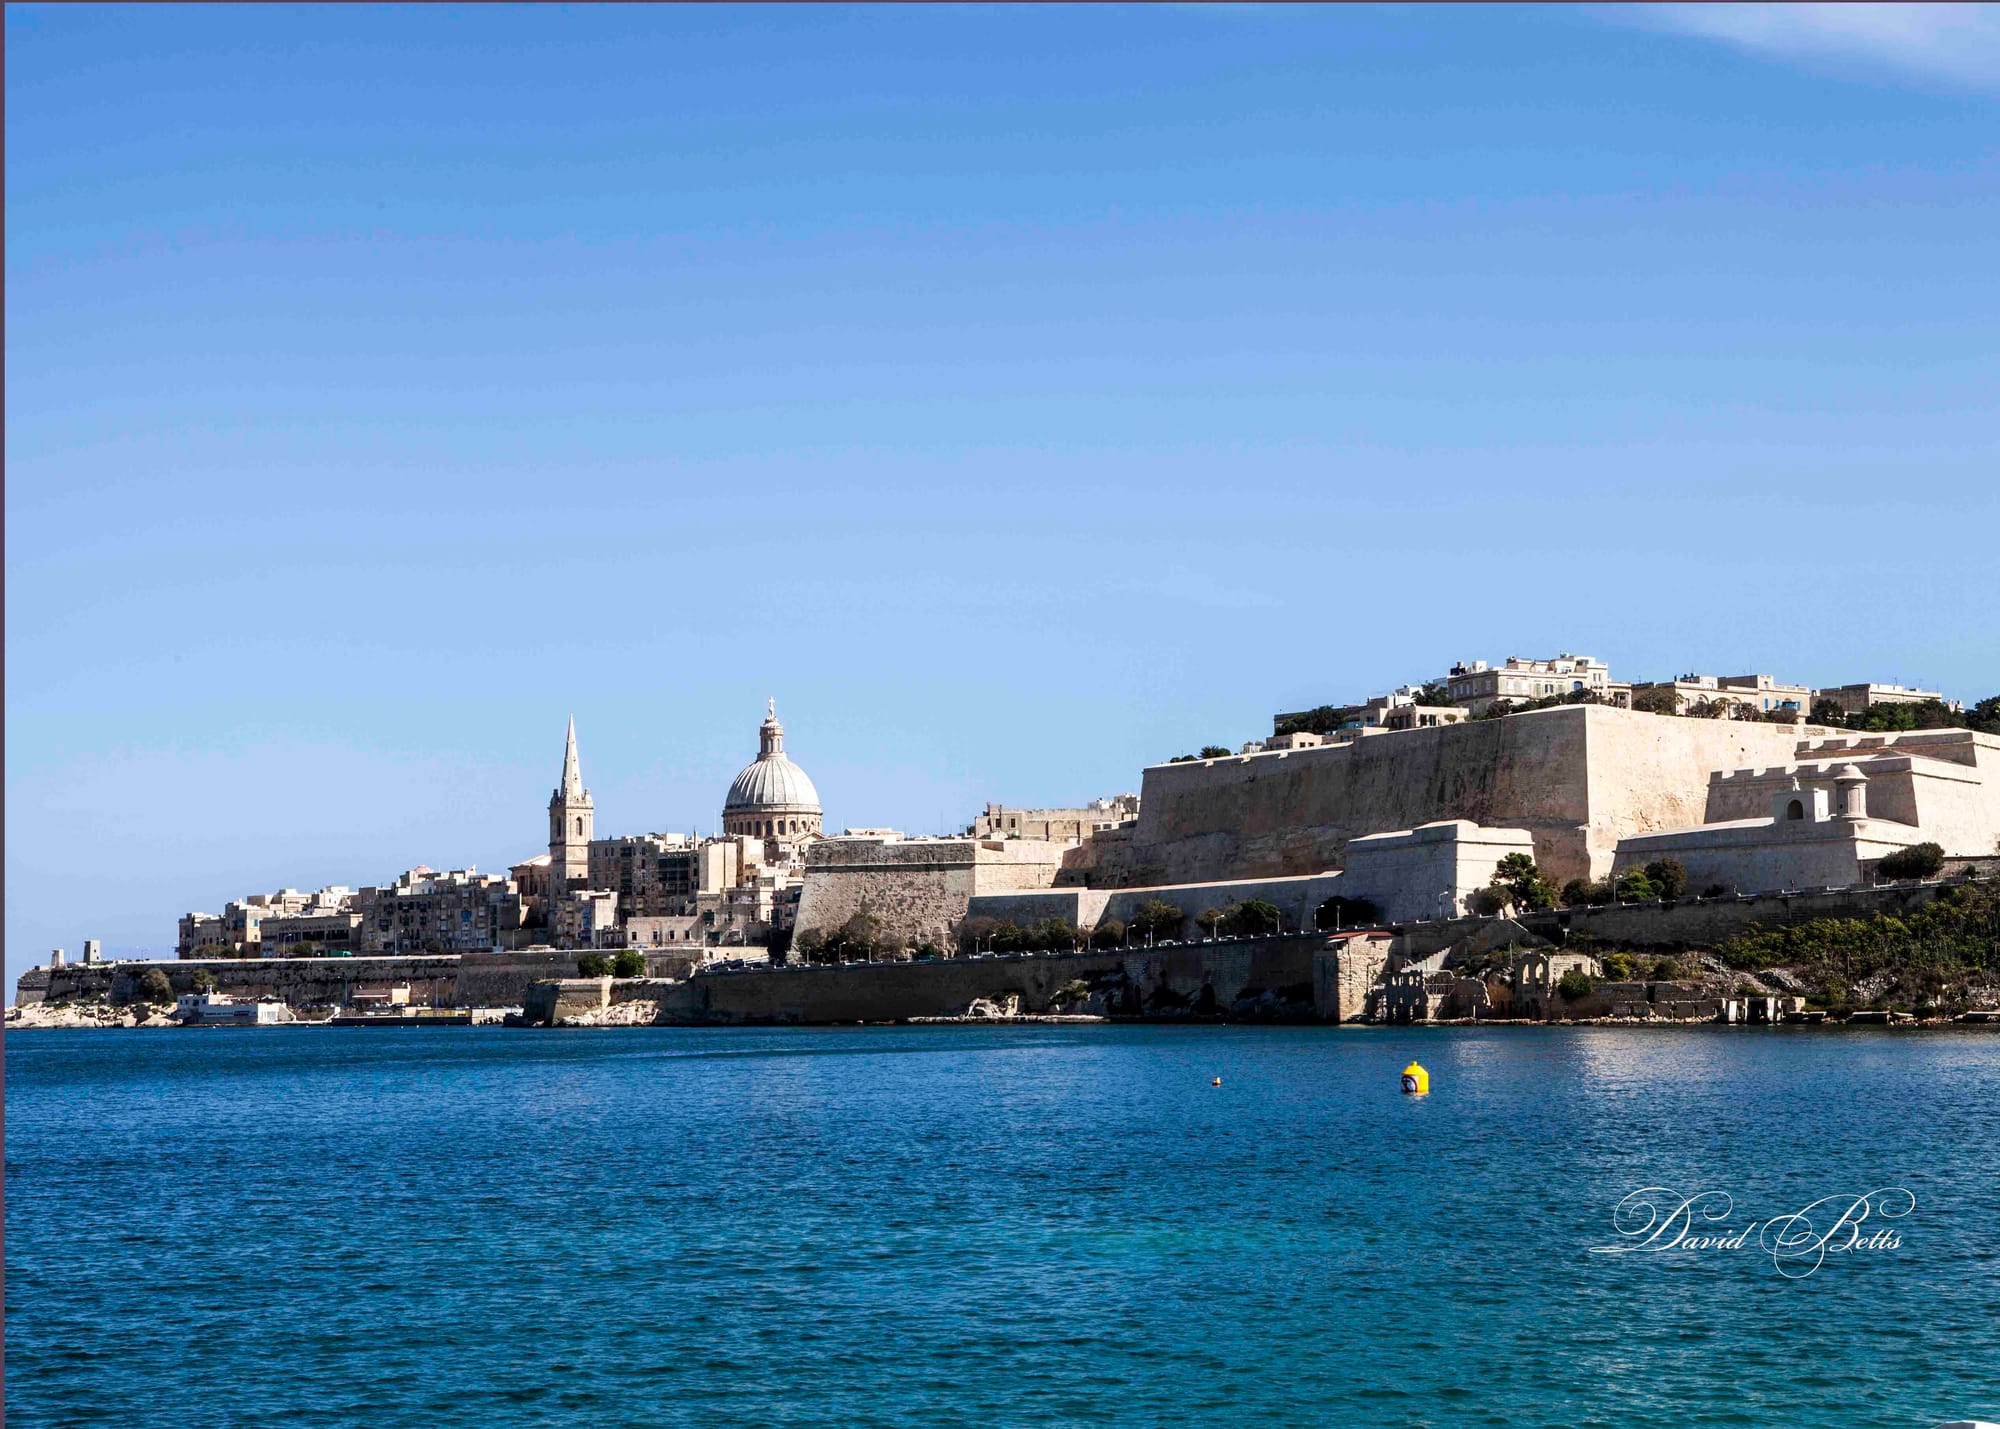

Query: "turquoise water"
left=7, top=1025, right=1999, bottom=1428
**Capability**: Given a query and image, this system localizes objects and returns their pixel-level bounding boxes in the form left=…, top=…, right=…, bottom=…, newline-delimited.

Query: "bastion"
left=791, top=834, right=1070, bottom=948
left=1085, top=705, right=1816, bottom=889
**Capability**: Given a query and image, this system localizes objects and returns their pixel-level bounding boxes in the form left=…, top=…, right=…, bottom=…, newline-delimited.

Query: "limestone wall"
left=1394, top=881, right=1955, bottom=958
left=16, top=949, right=585, bottom=1010
left=647, top=936, right=1323, bottom=1024
left=966, top=873, right=1344, bottom=941
left=1095, top=706, right=1811, bottom=889
left=792, top=837, right=1069, bottom=947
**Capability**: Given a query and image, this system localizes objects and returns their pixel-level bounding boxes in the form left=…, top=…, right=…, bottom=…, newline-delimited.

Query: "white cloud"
left=1617, top=3, right=2000, bottom=90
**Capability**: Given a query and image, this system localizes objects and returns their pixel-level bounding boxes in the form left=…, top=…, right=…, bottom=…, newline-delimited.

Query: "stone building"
left=1611, top=727, right=2000, bottom=894
left=722, top=701, right=823, bottom=853
left=973, top=795, right=1139, bottom=842
left=548, top=717, right=594, bottom=891
left=1810, top=683, right=1960, bottom=719
left=1442, top=654, right=1625, bottom=715
left=588, top=832, right=700, bottom=916
left=357, top=867, right=530, bottom=954
left=179, top=887, right=332, bottom=957
left=1084, top=704, right=1813, bottom=890
left=792, top=833, right=1071, bottom=950
left=1629, top=673, right=1810, bottom=719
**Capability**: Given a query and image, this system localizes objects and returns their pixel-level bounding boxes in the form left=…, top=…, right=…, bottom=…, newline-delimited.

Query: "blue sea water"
left=6, top=1025, right=2000, bottom=1428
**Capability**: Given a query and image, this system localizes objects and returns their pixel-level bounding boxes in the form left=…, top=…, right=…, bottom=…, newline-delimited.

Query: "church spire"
left=562, top=715, right=583, bottom=796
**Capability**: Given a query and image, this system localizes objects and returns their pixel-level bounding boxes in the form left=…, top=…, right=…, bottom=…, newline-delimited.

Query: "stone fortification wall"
left=1394, top=881, right=1955, bottom=959
left=967, top=873, right=1344, bottom=941
left=1095, top=706, right=1812, bottom=889
left=16, top=950, right=588, bottom=1010
left=793, top=837, right=1068, bottom=947
left=643, top=936, right=1326, bottom=1024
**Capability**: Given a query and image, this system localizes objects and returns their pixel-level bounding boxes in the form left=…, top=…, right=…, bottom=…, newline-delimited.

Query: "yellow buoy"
left=1400, top=1062, right=1430, bottom=1096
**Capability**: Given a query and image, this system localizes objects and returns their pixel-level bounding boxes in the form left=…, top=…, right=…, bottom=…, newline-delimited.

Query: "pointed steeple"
left=562, top=715, right=583, bottom=796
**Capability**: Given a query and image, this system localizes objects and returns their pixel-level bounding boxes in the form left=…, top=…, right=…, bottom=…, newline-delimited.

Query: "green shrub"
left=1644, top=858, right=1689, bottom=899
left=136, top=968, right=174, bottom=1003
left=1556, top=968, right=1595, bottom=1001
left=1198, top=745, right=1232, bottom=760
left=1561, top=878, right=1611, bottom=908
left=576, top=953, right=609, bottom=977
left=1879, top=843, right=1946, bottom=880
left=1601, top=952, right=1636, bottom=980
left=1226, top=899, right=1282, bottom=937
left=1129, top=900, right=1185, bottom=941
left=610, top=950, right=645, bottom=978
left=1089, top=919, right=1127, bottom=950
left=188, top=968, right=217, bottom=993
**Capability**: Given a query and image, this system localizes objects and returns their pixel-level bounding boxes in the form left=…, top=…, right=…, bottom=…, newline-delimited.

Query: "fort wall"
left=1096, top=706, right=1814, bottom=888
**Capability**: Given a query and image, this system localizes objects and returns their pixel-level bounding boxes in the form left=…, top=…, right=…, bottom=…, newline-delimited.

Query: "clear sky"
left=6, top=4, right=1997, bottom=991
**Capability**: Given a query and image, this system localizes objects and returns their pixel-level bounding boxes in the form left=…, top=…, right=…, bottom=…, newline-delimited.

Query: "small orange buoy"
left=1211, top=1077, right=1222, bottom=1087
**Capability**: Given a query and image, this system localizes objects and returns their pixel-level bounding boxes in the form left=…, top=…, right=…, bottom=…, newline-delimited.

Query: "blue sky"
left=7, top=4, right=1997, bottom=989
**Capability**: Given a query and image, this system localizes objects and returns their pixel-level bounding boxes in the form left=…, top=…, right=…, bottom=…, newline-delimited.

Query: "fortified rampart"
left=1395, top=881, right=1957, bottom=958
left=12, top=949, right=702, bottom=1010
left=1091, top=706, right=1815, bottom=888
left=633, top=935, right=1335, bottom=1024
left=792, top=836, right=1069, bottom=948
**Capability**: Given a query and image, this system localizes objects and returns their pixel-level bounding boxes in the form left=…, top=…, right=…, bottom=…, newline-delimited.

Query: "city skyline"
left=8, top=5, right=1997, bottom=989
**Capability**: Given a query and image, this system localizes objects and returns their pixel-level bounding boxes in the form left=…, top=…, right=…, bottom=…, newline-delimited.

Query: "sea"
left=6, top=1025, right=1999, bottom=1428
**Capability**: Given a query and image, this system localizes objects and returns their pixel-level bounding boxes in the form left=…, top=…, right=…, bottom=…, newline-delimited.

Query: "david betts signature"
left=1589, top=1187, right=1914, bottom=1278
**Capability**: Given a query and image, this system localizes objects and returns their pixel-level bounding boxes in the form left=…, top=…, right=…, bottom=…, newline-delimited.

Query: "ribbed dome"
left=723, top=700, right=822, bottom=814
left=725, top=755, right=820, bottom=813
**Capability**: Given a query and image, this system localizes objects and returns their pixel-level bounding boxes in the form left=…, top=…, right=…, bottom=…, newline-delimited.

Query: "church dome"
left=722, top=702, right=823, bottom=841
left=725, top=755, right=820, bottom=813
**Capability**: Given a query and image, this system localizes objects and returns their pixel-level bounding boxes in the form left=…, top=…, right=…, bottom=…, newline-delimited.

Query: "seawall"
left=13, top=949, right=703, bottom=1010
left=633, top=935, right=1333, bottom=1025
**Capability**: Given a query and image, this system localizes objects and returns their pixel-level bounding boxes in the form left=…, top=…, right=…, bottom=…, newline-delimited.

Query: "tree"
left=830, top=911, right=884, bottom=959
left=1491, top=853, right=1556, bottom=911
left=576, top=953, right=609, bottom=977
left=1089, top=918, right=1127, bottom=950
left=1198, top=746, right=1232, bottom=760
left=1601, top=952, right=1636, bottom=980
left=611, top=950, right=646, bottom=978
left=1168, top=754, right=1199, bottom=764
left=1556, top=968, right=1595, bottom=1001
left=189, top=968, right=217, bottom=993
left=1560, top=878, right=1610, bottom=908
left=1415, top=683, right=1455, bottom=708
left=1643, top=858, right=1688, bottom=900
left=1195, top=907, right=1228, bottom=940
left=137, top=968, right=175, bottom=1003
left=1273, top=704, right=1363, bottom=737
left=796, top=928, right=828, bottom=962
left=1631, top=687, right=1681, bottom=716
left=955, top=916, right=998, bottom=955
left=1227, top=899, right=1282, bottom=937
left=1615, top=867, right=1661, bottom=902
left=1967, top=695, right=2000, bottom=736
left=1129, top=899, right=1184, bottom=942
left=1811, top=698, right=1850, bottom=727
left=1466, top=886, right=1507, bottom=917
left=1880, top=843, right=1946, bottom=880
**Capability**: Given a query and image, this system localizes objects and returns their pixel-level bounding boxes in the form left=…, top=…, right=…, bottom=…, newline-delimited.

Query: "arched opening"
left=575, top=817, right=583, bottom=835
left=1785, top=799, right=1804, bottom=821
